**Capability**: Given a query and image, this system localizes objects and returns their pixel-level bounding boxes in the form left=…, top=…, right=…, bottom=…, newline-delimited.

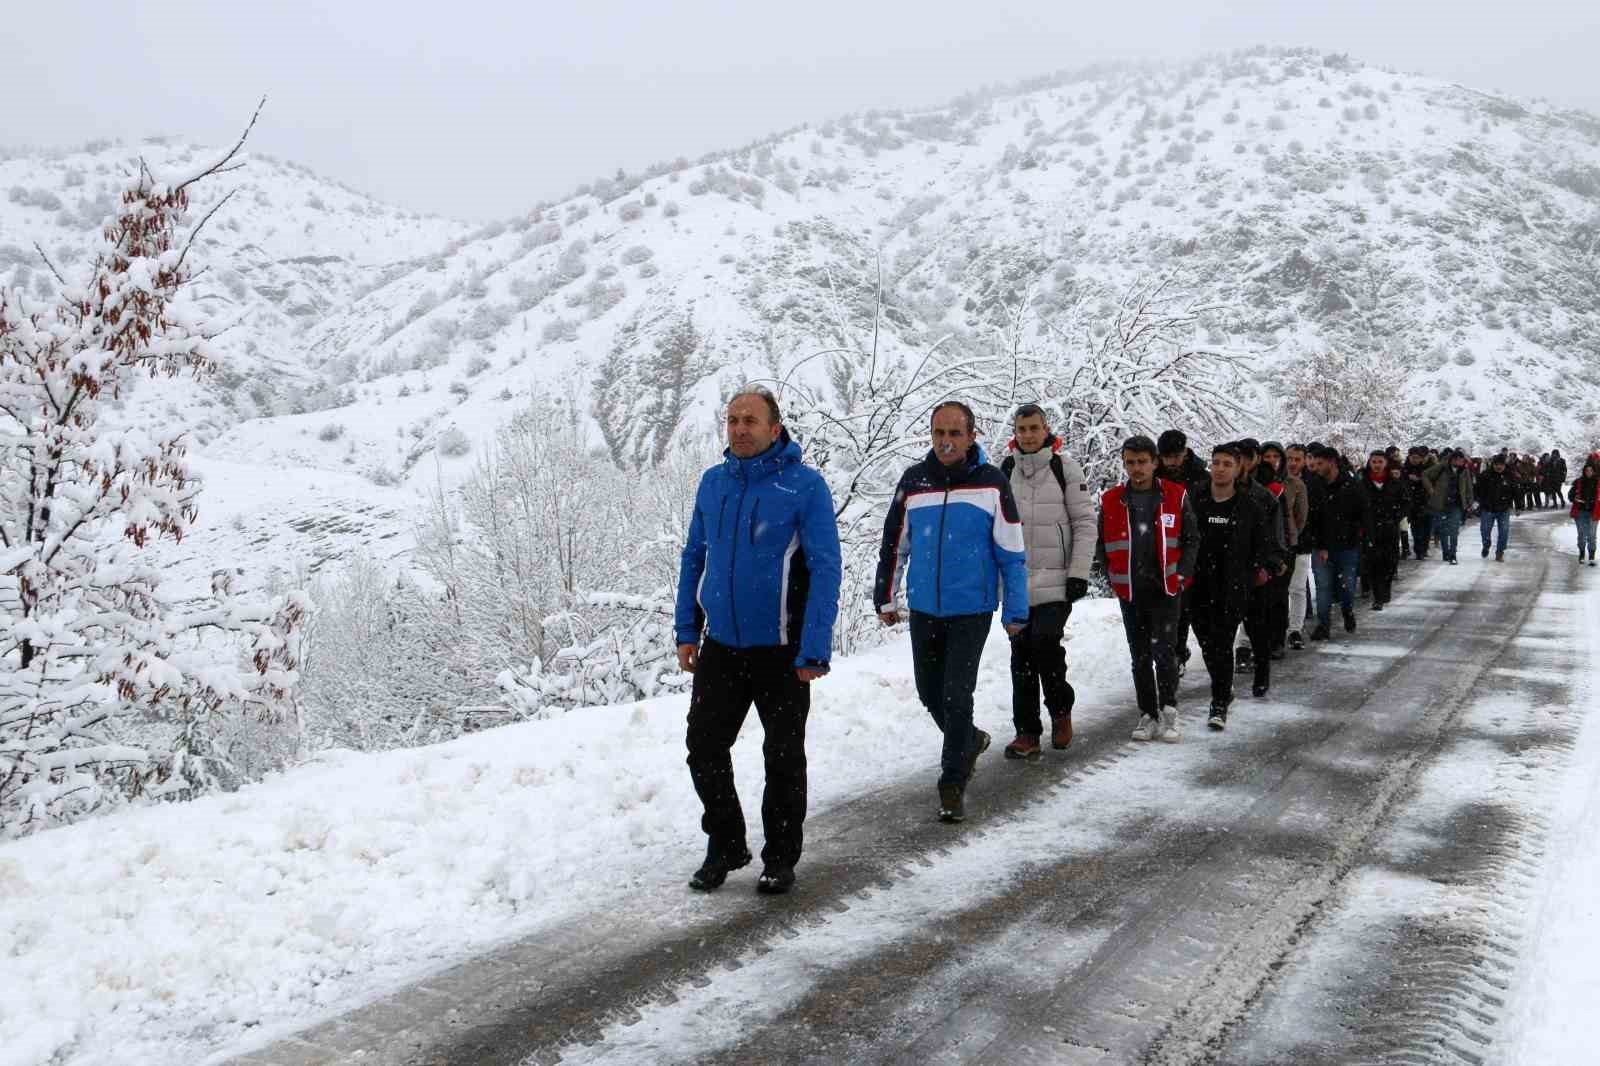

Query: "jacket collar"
left=924, top=442, right=986, bottom=483
left=722, top=429, right=799, bottom=482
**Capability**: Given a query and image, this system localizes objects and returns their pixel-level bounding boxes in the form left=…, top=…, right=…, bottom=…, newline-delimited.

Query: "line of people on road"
left=671, top=386, right=1600, bottom=893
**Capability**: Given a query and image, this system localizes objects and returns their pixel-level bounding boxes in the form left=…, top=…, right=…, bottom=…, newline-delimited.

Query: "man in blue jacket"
left=675, top=386, right=842, bottom=895
left=874, top=401, right=1029, bottom=824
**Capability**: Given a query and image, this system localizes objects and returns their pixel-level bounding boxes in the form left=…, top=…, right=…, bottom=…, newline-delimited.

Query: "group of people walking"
left=671, top=385, right=1600, bottom=894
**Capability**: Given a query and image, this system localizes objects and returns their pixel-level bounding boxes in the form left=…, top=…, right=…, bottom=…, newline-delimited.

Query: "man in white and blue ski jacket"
left=874, top=401, right=1029, bottom=822
left=675, top=387, right=841, bottom=895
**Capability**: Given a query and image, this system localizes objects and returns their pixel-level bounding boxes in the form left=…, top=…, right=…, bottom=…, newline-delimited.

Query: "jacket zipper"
left=717, top=495, right=730, bottom=536
left=935, top=486, right=949, bottom=614
left=727, top=479, right=748, bottom=644
left=749, top=499, right=761, bottom=544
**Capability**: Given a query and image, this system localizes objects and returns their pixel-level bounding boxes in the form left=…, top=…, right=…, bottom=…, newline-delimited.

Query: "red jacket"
left=1101, top=480, right=1188, bottom=601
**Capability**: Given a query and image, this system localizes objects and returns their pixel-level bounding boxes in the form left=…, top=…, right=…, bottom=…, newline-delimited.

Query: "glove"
left=1065, top=577, right=1089, bottom=603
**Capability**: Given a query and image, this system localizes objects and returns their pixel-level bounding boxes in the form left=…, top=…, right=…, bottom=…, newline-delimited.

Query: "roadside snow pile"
left=0, top=601, right=1129, bottom=1066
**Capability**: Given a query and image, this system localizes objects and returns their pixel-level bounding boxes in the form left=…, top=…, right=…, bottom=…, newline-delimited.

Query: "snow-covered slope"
left=8, top=46, right=1600, bottom=584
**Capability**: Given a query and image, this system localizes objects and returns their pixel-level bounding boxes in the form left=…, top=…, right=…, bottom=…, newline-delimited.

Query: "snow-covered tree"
left=1278, top=344, right=1413, bottom=455
left=0, top=111, right=307, bottom=835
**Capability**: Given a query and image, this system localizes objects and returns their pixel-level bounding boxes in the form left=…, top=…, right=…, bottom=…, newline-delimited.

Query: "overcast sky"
left=5, top=1, right=1598, bottom=220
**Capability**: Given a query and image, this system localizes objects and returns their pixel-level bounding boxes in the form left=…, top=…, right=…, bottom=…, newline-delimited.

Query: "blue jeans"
left=909, top=611, right=992, bottom=788
left=1435, top=508, right=1464, bottom=559
left=1313, top=548, right=1360, bottom=625
left=1480, top=510, right=1510, bottom=554
left=1577, top=514, right=1596, bottom=557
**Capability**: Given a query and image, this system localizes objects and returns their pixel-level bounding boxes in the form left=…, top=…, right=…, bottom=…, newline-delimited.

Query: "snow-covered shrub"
left=317, top=422, right=345, bottom=442
left=620, top=244, right=654, bottom=265
left=1, top=132, right=305, bottom=836
left=541, top=317, right=577, bottom=343
left=437, top=426, right=472, bottom=456
left=662, top=200, right=680, bottom=218
left=466, top=353, right=492, bottom=377
left=617, top=200, right=644, bottom=222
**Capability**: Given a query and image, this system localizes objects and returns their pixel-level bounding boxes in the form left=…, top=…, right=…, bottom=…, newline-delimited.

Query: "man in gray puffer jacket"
left=999, top=404, right=1098, bottom=758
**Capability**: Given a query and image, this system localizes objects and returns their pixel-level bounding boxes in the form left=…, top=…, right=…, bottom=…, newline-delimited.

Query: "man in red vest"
left=1096, top=435, right=1199, bottom=742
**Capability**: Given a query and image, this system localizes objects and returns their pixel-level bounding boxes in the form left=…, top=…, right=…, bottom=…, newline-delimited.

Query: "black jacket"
left=1361, top=474, right=1407, bottom=540
left=1188, top=486, right=1280, bottom=618
left=1401, top=461, right=1432, bottom=512
left=1160, top=450, right=1210, bottom=501
left=1476, top=468, right=1518, bottom=513
left=1314, top=472, right=1372, bottom=552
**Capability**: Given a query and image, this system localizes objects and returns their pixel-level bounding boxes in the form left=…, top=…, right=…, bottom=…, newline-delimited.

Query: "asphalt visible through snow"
left=221, top=513, right=1588, bottom=1066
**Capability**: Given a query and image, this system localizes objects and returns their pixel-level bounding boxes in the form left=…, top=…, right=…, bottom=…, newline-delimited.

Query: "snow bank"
left=0, top=602, right=1130, bottom=1066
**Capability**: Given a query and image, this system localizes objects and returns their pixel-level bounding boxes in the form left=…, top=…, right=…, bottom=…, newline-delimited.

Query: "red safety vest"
left=1102, top=480, right=1187, bottom=601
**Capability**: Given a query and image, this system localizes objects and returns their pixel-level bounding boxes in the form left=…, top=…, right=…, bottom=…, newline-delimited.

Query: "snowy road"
left=223, top=515, right=1595, bottom=1066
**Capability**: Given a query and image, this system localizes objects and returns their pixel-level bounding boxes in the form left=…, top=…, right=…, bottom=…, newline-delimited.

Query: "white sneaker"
left=1131, top=716, right=1159, bottom=742
left=1158, top=704, right=1181, bottom=743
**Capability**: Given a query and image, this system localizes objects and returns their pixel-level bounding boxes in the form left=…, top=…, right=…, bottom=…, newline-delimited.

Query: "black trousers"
left=1408, top=508, right=1433, bottom=557
left=910, top=611, right=991, bottom=788
left=1189, top=591, right=1242, bottom=706
left=1117, top=594, right=1181, bottom=715
left=686, top=638, right=810, bottom=867
left=1009, top=600, right=1076, bottom=737
left=1366, top=530, right=1399, bottom=605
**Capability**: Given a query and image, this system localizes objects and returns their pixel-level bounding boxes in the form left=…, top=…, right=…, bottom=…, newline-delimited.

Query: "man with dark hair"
left=1187, top=444, right=1281, bottom=729
left=999, top=404, right=1097, bottom=759
left=1477, top=454, right=1517, bottom=561
left=1311, top=445, right=1370, bottom=640
left=1423, top=448, right=1475, bottom=564
left=876, top=403, right=1029, bottom=823
left=1158, top=428, right=1208, bottom=676
left=1402, top=447, right=1434, bottom=560
left=1230, top=438, right=1289, bottom=696
left=1097, top=435, right=1198, bottom=742
left=675, top=387, right=843, bottom=894
left=1360, top=450, right=1407, bottom=609
left=1283, top=444, right=1315, bottom=649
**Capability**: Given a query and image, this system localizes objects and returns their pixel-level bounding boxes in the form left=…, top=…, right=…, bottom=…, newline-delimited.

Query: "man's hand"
left=1065, top=577, right=1089, bottom=603
left=677, top=643, right=698, bottom=674
left=878, top=608, right=900, bottom=626
left=1004, top=621, right=1026, bottom=638
left=796, top=667, right=827, bottom=683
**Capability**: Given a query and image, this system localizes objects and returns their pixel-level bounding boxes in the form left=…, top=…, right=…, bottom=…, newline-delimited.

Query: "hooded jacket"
left=1422, top=459, right=1475, bottom=514
left=875, top=443, right=1029, bottom=624
left=1188, top=483, right=1281, bottom=617
left=675, top=431, right=842, bottom=671
left=1001, top=435, right=1097, bottom=604
left=1477, top=465, right=1518, bottom=513
left=1571, top=474, right=1600, bottom=519
left=1313, top=469, right=1373, bottom=552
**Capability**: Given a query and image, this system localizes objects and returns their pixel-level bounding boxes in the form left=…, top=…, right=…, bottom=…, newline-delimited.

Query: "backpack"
left=1000, top=453, right=1068, bottom=497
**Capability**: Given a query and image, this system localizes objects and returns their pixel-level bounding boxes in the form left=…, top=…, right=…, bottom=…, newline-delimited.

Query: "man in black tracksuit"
left=1311, top=447, right=1374, bottom=639
left=1188, top=443, right=1283, bottom=728
left=1233, top=439, right=1289, bottom=696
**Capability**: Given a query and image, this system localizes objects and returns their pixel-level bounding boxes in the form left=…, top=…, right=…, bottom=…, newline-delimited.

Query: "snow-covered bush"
left=1, top=121, right=305, bottom=836
left=437, top=426, right=472, bottom=456
left=317, top=422, right=345, bottom=442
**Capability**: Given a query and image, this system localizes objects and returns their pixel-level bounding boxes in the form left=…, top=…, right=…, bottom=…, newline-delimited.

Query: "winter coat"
left=1476, top=468, right=1518, bottom=513
left=675, top=431, right=842, bottom=671
left=1251, top=469, right=1291, bottom=555
left=1313, top=471, right=1373, bottom=553
left=1281, top=473, right=1310, bottom=551
left=1001, top=436, right=1097, bottom=605
left=1188, top=486, right=1281, bottom=618
left=1361, top=473, right=1407, bottom=541
left=875, top=444, right=1029, bottom=625
left=1160, top=449, right=1211, bottom=500
left=1551, top=455, right=1568, bottom=486
left=1401, top=460, right=1433, bottom=512
left=1422, top=460, right=1475, bottom=514
left=1569, top=476, right=1600, bottom=519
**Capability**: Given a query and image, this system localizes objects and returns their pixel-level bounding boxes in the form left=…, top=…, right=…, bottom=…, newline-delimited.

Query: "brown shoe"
left=1003, top=733, right=1042, bottom=760
left=1050, top=714, right=1074, bottom=750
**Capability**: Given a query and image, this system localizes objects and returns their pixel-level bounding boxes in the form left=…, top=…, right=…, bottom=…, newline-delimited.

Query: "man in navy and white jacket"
left=874, top=401, right=1029, bottom=823
left=675, top=387, right=841, bottom=895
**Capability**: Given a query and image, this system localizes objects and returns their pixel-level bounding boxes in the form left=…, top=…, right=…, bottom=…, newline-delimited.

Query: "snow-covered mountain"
left=7, top=46, right=1600, bottom=581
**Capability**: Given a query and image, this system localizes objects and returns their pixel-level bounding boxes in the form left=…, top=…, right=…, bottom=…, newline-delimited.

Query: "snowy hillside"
left=8, top=46, right=1600, bottom=583
left=0, top=138, right=470, bottom=448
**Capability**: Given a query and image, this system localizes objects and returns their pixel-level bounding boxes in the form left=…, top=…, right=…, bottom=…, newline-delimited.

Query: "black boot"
left=689, top=844, right=752, bottom=892
left=1342, top=608, right=1357, bottom=634
left=1252, top=661, right=1270, bottom=698
left=1207, top=701, right=1228, bottom=731
left=938, top=783, right=965, bottom=823
left=756, top=863, right=796, bottom=895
